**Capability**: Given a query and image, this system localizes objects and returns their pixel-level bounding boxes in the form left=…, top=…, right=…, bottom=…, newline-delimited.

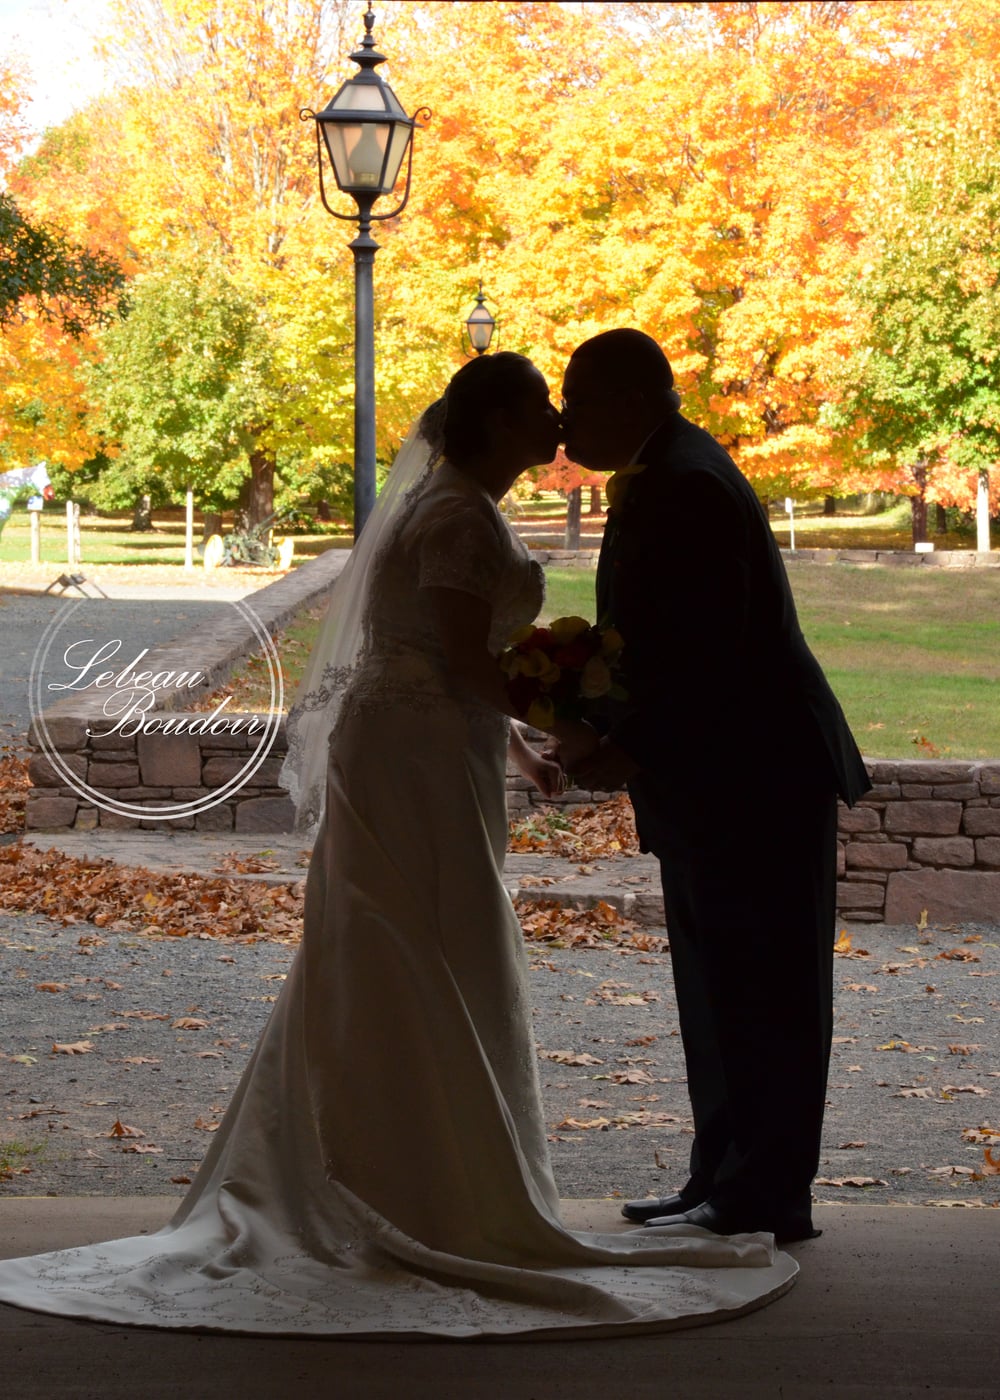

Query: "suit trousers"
left=632, top=768, right=839, bottom=1216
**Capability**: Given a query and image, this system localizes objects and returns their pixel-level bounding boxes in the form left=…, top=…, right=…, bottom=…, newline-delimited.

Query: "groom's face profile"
left=561, top=359, right=639, bottom=473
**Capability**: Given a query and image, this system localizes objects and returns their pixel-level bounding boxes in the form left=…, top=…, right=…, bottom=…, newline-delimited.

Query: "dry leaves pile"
left=0, top=840, right=661, bottom=950
left=509, top=795, right=640, bottom=858
left=0, top=752, right=30, bottom=834
left=0, top=842, right=303, bottom=944
left=515, top=897, right=667, bottom=953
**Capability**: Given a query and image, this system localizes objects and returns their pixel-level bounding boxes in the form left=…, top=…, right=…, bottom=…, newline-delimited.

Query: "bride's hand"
left=521, top=748, right=567, bottom=800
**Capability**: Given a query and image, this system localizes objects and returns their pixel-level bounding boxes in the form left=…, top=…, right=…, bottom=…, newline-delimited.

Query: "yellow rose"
left=525, top=697, right=556, bottom=729
left=519, top=648, right=551, bottom=678
left=600, top=627, right=624, bottom=659
left=580, top=655, right=612, bottom=699
left=549, top=615, right=591, bottom=644
left=539, top=661, right=562, bottom=688
left=507, top=624, right=537, bottom=646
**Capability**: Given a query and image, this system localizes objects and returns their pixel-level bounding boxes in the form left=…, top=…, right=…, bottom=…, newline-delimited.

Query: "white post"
left=784, top=496, right=795, bottom=552
left=65, top=500, right=76, bottom=567
left=30, top=509, right=41, bottom=563
left=184, top=488, right=195, bottom=571
left=976, top=469, right=991, bottom=553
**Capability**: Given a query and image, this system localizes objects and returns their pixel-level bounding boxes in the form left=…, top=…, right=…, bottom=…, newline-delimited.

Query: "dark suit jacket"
left=596, top=413, right=869, bottom=841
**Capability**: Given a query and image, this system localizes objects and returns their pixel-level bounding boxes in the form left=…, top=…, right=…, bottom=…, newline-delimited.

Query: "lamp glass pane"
left=467, top=306, right=495, bottom=351
left=383, top=122, right=412, bottom=190
left=334, top=81, right=391, bottom=113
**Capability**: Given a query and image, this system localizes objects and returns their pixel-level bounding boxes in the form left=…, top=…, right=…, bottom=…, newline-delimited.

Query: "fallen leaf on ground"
left=34, top=982, right=68, bottom=993
left=962, top=1125, right=1000, bottom=1144
left=121, top=1142, right=164, bottom=1154
left=814, top=1176, right=887, bottom=1188
left=108, top=1120, right=144, bottom=1138
left=172, top=1017, right=209, bottom=1030
left=51, top=1041, right=94, bottom=1055
left=941, top=1085, right=989, bottom=1096
left=539, top=1050, right=604, bottom=1066
left=837, top=1141, right=867, bottom=1149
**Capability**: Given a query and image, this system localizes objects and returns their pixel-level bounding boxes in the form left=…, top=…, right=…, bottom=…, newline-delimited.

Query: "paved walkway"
left=2, top=1198, right=997, bottom=1398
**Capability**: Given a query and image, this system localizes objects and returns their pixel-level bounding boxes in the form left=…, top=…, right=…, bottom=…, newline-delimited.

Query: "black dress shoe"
left=643, top=1199, right=822, bottom=1245
left=620, top=1192, right=691, bottom=1223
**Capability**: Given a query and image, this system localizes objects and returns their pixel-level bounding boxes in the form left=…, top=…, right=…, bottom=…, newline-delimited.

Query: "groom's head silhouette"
left=562, top=330, right=679, bottom=471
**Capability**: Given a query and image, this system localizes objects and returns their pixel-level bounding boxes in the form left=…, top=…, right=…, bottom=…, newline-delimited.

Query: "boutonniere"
left=604, top=462, right=648, bottom=514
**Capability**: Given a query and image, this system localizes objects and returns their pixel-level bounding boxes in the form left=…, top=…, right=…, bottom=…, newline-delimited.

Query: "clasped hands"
left=544, top=720, right=639, bottom=793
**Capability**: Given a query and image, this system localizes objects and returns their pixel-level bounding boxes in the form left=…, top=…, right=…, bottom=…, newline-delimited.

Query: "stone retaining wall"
left=23, top=544, right=1000, bottom=923
left=25, top=549, right=348, bottom=835
left=507, top=758, right=1000, bottom=924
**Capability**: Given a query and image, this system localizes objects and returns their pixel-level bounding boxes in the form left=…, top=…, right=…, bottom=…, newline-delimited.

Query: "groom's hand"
left=545, top=720, right=599, bottom=776
left=573, top=737, right=639, bottom=791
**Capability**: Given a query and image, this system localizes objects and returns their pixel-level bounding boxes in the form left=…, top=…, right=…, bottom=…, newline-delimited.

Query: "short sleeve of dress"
left=417, top=504, right=504, bottom=603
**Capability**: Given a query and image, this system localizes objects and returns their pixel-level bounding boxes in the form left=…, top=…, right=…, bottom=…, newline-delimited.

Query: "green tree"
left=827, top=59, right=1000, bottom=544
left=89, top=256, right=272, bottom=519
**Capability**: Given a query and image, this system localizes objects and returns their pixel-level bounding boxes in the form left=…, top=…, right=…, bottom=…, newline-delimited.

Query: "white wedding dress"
left=0, top=461, right=796, bottom=1339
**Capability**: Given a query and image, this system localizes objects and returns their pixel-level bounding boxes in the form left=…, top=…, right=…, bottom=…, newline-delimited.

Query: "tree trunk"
left=910, top=461, right=929, bottom=547
left=238, top=448, right=275, bottom=529
left=564, top=486, right=582, bottom=549
left=823, top=495, right=837, bottom=516
left=202, top=511, right=223, bottom=541
left=934, top=503, right=947, bottom=535
left=977, top=469, right=991, bottom=552
left=588, top=484, right=603, bottom=515
left=316, top=499, right=332, bottom=522
left=131, top=494, right=152, bottom=531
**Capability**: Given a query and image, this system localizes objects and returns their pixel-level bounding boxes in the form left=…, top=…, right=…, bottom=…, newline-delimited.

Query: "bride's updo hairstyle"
left=434, top=352, right=539, bottom=470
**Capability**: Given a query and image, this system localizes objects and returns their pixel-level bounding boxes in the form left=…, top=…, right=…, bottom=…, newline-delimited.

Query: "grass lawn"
left=206, top=561, right=999, bottom=761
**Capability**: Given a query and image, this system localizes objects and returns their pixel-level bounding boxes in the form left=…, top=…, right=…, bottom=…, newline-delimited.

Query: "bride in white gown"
left=0, top=354, right=797, bottom=1339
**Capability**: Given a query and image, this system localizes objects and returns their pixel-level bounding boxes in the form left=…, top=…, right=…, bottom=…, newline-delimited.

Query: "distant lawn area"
left=543, top=563, right=1000, bottom=761
left=206, top=560, right=999, bottom=762
left=0, top=511, right=351, bottom=566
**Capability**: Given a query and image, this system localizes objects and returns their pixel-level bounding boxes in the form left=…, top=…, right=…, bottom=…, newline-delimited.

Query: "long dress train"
left=0, top=463, right=797, bottom=1338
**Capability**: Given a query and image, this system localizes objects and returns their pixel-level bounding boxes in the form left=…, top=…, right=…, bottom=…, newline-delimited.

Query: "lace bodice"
left=344, top=463, right=545, bottom=717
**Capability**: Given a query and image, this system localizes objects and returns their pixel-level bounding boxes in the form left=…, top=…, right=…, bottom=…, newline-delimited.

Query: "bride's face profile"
left=500, top=366, right=561, bottom=470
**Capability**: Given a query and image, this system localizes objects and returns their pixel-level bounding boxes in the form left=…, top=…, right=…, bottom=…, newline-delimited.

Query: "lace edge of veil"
left=278, top=409, right=445, bottom=832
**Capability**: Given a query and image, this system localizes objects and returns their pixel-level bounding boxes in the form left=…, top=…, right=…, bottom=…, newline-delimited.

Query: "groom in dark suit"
left=557, top=329, right=870, bottom=1244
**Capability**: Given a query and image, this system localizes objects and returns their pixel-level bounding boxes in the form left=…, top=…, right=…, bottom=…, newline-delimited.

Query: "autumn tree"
left=827, top=53, right=1000, bottom=546
left=0, top=61, right=127, bottom=477
left=0, top=191, right=126, bottom=337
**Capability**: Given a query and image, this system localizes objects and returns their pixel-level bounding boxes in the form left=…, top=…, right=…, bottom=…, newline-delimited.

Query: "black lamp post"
left=464, top=283, right=497, bottom=356
left=301, top=4, right=429, bottom=536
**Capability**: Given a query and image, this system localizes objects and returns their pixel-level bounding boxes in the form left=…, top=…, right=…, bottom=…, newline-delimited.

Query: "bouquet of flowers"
left=498, top=616, right=626, bottom=730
